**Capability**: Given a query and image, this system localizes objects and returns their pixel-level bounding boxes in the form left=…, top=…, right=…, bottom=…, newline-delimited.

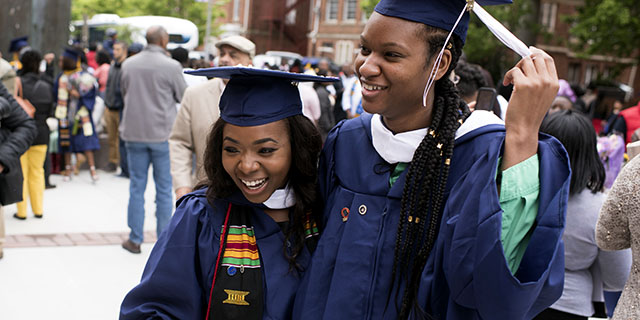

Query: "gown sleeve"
left=120, top=194, right=218, bottom=319
left=435, top=133, right=570, bottom=320
left=498, top=154, right=540, bottom=274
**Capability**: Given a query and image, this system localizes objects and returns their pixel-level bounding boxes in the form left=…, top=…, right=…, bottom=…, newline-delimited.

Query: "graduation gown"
left=293, top=113, right=570, bottom=319
left=120, top=189, right=312, bottom=319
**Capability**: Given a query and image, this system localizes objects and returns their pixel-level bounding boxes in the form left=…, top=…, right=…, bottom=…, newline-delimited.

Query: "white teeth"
left=241, top=178, right=267, bottom=189
left=363, top=83, right=385, bottom=90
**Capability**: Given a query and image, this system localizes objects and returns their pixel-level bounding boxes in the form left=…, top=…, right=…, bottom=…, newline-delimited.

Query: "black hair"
left=171, top=47, right=189, bottom=66
left=202, top=115, right=323, bottom=270
left=392, top=25, right=468, bottom=319
left=96, top=49, right=111, bottom=65
left=455, top=61, right=486, bottom=101
left=19, top=50, right=41, bottom=75
left=540, top=110, right=604, bottom=195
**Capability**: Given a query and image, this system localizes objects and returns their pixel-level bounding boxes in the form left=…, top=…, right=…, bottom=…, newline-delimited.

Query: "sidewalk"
left=0, top=169, right=171, bottom=319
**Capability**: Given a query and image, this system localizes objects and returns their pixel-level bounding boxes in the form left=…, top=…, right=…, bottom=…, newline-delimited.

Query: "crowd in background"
left=1, top=22, right=640, bottom=319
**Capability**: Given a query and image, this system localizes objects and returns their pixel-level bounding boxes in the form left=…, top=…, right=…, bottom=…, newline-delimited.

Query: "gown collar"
left=370, top=110, right=504, bottom=164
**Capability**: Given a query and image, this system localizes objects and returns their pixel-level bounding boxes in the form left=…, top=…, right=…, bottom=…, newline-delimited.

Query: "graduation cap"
left=375, top=0, right=513, bottom=44
left=186, top=66, right=339, bottom=127
left=9, top=36, right=28, bottom=53
left=62, top=47, right=80, bottom=61
left=374, top=0, right=531, bottom=106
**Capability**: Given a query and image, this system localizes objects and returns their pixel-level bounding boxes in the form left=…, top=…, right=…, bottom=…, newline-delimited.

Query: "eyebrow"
left=253, top=138, right=278, bottom=145
left=360, top=35, right=406, bottom=50
left=223, top=137, right=278, bottom=145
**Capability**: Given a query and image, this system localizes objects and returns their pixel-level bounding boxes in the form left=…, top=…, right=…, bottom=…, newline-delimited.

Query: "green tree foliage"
left=71, top=0, right=227, bottom=46
left=567, top=0, right=639, bottom=60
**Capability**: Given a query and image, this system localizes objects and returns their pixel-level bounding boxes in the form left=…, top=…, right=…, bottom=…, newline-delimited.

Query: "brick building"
left=215, top=0, right=639, bottom=102
left=537, top=0, right=638, bottom=101
left=216, top=0, right=313, bottom=56
left=216, top=0, right=366, bottom=65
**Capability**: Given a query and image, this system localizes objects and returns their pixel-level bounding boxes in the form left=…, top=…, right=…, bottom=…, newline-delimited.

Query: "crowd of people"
left=2, top=0, right=640, bottom=319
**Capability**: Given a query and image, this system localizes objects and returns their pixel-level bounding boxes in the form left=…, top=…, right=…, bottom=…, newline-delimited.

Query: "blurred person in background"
left=314, top=68, right=336, bottom=141
left=596, top=151, right=640, bottom=320
left=54, top=48, right=100, bottom=182
left=170, top=47, right=207, bottom=88
left=120, top=26, right=187, bottom=253
left=13, top=50, right=54, bottom=220
left=536, top=110, right=631, bottom=320
left=103, top=42, right=127, bottom=173
left=103, top=28, right=118, bottom=58
left=454, top=61, right=486, bottom=110
left=0, top=82, right=37, bottom=259
left=170, top=35, right=254, bottom=200
left=93, top=49, right=111, bottom=99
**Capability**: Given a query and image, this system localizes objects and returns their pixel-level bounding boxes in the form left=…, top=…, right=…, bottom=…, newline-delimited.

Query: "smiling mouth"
left=362, top=83, right=387, bottom=91
left=240, top=178, right=268, bottom=190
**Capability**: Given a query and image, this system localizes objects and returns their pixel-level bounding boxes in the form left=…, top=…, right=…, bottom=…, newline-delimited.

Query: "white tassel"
left=422, top=2, right=531, bottom=107
left=472, top=3, right=531, bottom=58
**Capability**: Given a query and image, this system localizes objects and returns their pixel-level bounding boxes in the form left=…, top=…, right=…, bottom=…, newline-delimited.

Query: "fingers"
left=503, top=66, right=525, bottom=87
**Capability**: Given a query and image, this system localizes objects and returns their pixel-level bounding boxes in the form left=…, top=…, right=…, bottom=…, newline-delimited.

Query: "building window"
left=568, top=62, right=581, bottom=84
left=540, top=2, right=557, bottom=32
left=233, top=0, right=241, bottom=22
left=285, top=0, right=297, bottom=25
left=326, top=0, right=338, bottom=21
left=343, top=0, right=357, bottom=21
left=319, top=41, right=334, bottom=55
left=335, top=40, right=355, bottom=65
left=584, top=64, right=598, bottom=84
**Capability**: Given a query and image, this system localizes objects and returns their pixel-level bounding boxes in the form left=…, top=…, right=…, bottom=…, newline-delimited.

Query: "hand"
left=501, top=47, right=559, bottom=170
left=175, top=187, right=192, bottom=199
left=44, top=53, right=55, bottom=64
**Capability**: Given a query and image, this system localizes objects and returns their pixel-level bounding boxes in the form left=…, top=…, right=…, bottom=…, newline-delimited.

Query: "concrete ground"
left=0, top=169, right=170, bottom=320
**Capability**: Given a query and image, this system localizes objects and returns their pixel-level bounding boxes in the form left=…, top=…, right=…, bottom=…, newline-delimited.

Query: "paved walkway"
left=0, top=169, right=170, bottom=319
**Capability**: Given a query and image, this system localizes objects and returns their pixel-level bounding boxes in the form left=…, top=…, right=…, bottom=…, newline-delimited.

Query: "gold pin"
left=415, top=217, right=420, bottom=224
left=437, top=143, right=443, bottom=149
left=446, top=43, right=453, bottom=50
left=445, top=158, right=451, bottom=166
left=458, top=119, right=464, bottom=125
left=223, top=289, right=250, bottom=306
left=429, top=129, right=436, bottom=137
left=408, top=216, right=413, bottom=222
left=466, top=0, right=475, bottom=11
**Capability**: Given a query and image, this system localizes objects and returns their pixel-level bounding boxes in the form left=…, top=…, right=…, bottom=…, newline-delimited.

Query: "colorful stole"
left=211, top=205, right=263, bottom=320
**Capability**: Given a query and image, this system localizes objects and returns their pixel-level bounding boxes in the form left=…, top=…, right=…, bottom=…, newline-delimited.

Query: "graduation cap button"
left=358, top=205, right=367, bottom=215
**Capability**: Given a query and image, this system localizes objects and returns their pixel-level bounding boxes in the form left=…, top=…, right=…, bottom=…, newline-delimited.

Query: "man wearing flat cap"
left=169, top=35, right=255, bottom=199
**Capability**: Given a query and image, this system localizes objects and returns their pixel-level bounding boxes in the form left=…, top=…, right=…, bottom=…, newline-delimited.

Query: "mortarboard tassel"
left=422, top=1, right=531, bottom=107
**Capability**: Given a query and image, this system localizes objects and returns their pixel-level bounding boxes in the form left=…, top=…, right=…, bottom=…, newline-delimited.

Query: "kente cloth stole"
left=211, top=205, right=263, bottom=320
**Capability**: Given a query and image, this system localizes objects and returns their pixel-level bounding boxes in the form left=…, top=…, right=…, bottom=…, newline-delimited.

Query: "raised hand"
left=501, top=47, right=559, bottom=170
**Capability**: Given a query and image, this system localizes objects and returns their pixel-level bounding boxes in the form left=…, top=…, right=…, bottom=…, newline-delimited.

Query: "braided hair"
left=390, top=25, right=470, bottom=319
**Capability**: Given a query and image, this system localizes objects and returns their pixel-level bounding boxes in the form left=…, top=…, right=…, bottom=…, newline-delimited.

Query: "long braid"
left=390, top=26, right=468, bottom=319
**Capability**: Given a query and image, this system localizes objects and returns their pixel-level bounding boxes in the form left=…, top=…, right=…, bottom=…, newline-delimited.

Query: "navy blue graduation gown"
left=120, top=189, right=311, bottom=319
left=293, top=113, right=570, bottom=319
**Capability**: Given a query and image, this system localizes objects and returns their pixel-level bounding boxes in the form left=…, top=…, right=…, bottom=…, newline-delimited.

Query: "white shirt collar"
left=263, top=183, right=296, bottom=209
left=371, top=110, right=504, bottom=164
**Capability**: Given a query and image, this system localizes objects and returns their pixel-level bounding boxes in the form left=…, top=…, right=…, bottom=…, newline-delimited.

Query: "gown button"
left=358, top=204, right=367, bottom=215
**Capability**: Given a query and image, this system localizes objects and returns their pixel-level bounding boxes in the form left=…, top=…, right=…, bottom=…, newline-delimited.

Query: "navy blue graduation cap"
left=9, top=36, right=28, bottom=53
left=62, top=48, right=80, bottom=61
left=186, top=66, right=339, bottom=126
left=374, top=0, right=512, bottom=44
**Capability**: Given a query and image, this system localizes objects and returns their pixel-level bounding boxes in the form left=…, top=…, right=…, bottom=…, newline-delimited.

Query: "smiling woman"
left=120, top=67, right=336, bottom=319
